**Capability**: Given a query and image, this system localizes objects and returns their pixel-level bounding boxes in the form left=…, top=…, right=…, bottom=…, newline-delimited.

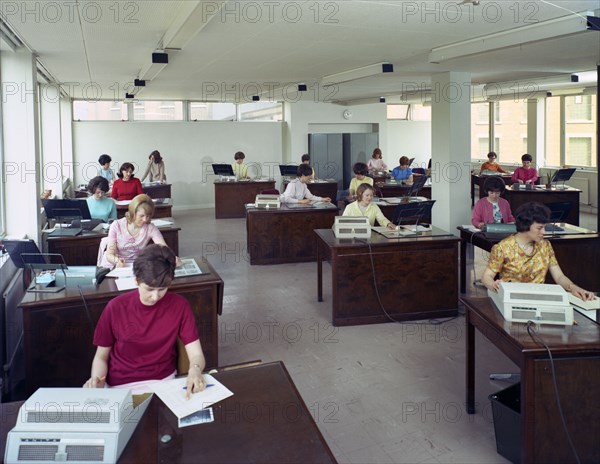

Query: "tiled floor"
left=175, top=208, right=597, bottom=464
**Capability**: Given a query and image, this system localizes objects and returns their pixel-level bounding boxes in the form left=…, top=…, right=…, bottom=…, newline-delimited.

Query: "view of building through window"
left=190, top=102, right=236, bottom=121
left=132, top=101, right=183, bottom=120
left=73, top=101, right=128, bottom=121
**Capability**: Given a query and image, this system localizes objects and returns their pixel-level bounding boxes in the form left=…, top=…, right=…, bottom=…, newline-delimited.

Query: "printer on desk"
left=333, top=216, right=370, bottom=239
left=255, top=194, right=281, bottom=209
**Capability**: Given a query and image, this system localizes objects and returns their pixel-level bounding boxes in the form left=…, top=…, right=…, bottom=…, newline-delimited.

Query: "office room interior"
left=1, top=1, right=599, bottom=463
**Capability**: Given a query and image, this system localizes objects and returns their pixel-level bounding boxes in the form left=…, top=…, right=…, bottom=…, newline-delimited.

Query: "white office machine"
left=5, top=388, right=152, bottom=464
left=488, top=282, right=573, bottom=325
left=332, top=216, right=371, bottom=239
left=254, top=194, right=281, bottom=209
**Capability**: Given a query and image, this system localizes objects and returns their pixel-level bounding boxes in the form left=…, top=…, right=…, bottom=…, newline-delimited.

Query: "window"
left=132, top=101, right=183, bottom=121
left=478, top=137, right=500, bottom=158
left=387, top=104, right=410, bottom=120
left=411, top=104, right=431, bottom=121
left=73, top=101, right=128, bottom=121
left=522, top=137, right=528, bottom=154
left=545, top=96, right=561, bottom=167
left=238, top=102, right=282, bottom=121
left=190, top=102, right=236, bottom=121
left=565, top=94, right=596, bottom=167
left=471, top=103, right=489, bottom=159
left=567, top=137, right=592, bottom=166
left=566, top=95, right=592, bottom=121
left=494, top=100, right=526, bottom=164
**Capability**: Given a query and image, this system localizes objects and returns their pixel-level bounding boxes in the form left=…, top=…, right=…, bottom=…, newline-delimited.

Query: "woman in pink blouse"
left=511, top=154, right=538, bottom=184
left=101, top=194, right=176, bottom=268
left=367, top=148, right=388, bottom=172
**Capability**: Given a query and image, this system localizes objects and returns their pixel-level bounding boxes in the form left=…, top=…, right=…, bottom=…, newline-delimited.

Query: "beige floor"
left=175, top=207, right=597, bottom=464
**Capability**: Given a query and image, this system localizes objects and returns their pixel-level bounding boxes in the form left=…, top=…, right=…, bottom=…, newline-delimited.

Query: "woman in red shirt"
left=111, top=162, right=143, bottom=201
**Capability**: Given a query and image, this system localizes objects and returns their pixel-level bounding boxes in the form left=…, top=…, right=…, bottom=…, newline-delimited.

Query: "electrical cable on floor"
left=526, top=321, right=581, bottom=464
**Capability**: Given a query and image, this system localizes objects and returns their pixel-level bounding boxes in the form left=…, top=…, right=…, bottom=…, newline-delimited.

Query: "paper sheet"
left=115, top=277, right=138, bottom=291
left=115, top=200, right=131, bottom=206
left=568, top=293, right=600, bottom=311
left=151, top=219, right=173, bottom=228
left=149, top=374, right=233, bottom=419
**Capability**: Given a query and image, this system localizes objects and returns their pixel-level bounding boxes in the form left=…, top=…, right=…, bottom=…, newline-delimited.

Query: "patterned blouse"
left=487, top=235, right=558, bottom=283
left=105, top=217, right=164, bottom=265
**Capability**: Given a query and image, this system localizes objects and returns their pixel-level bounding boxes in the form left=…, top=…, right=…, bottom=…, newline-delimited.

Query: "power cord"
left=78, top=285, right=96, bottom=336
left=526, top=321, right=581, bottom=464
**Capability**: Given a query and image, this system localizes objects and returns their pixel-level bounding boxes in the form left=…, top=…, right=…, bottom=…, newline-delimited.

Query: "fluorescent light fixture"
left=139, top=51, right=168, bottom=81
left=483, top=74, right=581, bottom=99
left=429, top=11, right=595, bottom=63
left=322, top=62, right=393, bottom=86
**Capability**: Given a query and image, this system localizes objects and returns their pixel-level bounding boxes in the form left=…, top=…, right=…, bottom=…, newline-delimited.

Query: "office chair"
left=260, top=189, right=280, bottom=195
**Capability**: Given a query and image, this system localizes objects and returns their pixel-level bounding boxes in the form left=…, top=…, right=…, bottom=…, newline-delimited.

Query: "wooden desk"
left=117, top=199, right=172, bottom=219
left=458, top=225, right=600, bottom=293
left=375, top=182, right=431, bottom=199
left=0, top=362, right=336, bottom=464
left=504, top=186, right=581, bottom=225
left=281, top=180, right=339, bottom=201
left=17, top=258, right=223, bottom=396
left=315, top=228, right=459, bottom=326
left=142, top=182, right=171, bottom=199
left=43, top=223, right=180, bottom=266
left=214, top=180, right=276, bottom=219
left=246, top=204, right=338, bottom=265
left=471, top=173, right=513, bottom=206
left=463, top=297, right=600, bottom=464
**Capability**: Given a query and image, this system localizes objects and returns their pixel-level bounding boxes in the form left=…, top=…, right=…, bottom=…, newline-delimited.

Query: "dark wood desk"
left=142, top=182, right=171, bottom=199
left=116, top=198, right=172, bottom=219
left=463, top=297, right=600, bottom=464
left=504, top=186, right=581, bottom=225
left=375, top=182, right=431, bottom=199
left=17, top=258, right=223, bottom=397
left=281, top=180, right=339, bottom=201
left=471, top=173, right=513, bottom=206
left=246, top=204, right=338, bottom=265
left=214, top=180, right=276, bottom=219
left=315, top=228, right=459, bottom=326
left=458, top=226, right=600, bottom=293
left=43, top=223, right=180, bottom=266
left=0, top=362, right=336, bottom=464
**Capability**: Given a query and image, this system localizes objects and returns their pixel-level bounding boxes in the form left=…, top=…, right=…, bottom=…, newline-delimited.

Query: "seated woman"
left=471, top=177, right=514, bottom=229
left=101, top=194, right=176, bottom=268
left=301, top=153, right=315, bottom=179
left=512, top=153, right=538, bottom=184
left=233, top=151, right=248, bottom=179
left=98, top=154, right=116, bottom=184
left=391, top=156, right=413, bottom=183
left=482, top=202, right=595, bottom=301
left=348, top=162, right=373, bottom=201
left=280, top=164, right=331, bottom=204
left=111, top=162, right=144, bottom=201
left=367, top=148, right=388, bottom=173
left=141, top=150, right=166, bottom=183
left=84, top=244, right=207, bottom=397
left=480, top=151, right=506, bottom=173
left=86, top=176, right=117, bottom=222
left=343, top=184, right=396, bottom=230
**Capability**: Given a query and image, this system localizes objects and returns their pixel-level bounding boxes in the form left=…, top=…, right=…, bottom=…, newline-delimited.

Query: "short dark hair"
left=150, top=150, right=162, bottom=163
left=353, top=162, right=368, bottom=176
left=356, top=183, right=374, bottom=201
left=297, top=164, right=313, bottom=177
left=515, top=202, right=550, bottom=232
left=98, top=154, right=111, bottom=165
left=87, top=176, right=109, bottom=194
left=399, top=156, right=410, bottom=166
left=234, top=151, right=245, bottom=160
left=521, top=153, right=533, bottom=162
left=482, top=176, right=506, bottom=195
left=133, top=244, right=176, bottom=288
left=118, top=162, right=135, bottom=178
left=487, top=151, right=497, bottom=159
left=301, top=154, right=310, bottom=163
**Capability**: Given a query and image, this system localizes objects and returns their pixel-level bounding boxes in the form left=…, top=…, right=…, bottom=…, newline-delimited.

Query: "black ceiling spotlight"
left=125, top=93, right=134, bottom=99
left=152, top=52, right=169, bottom=64
left=379, top=97, right=386, bottom=103
left=252, top=95, right=260, bottom=101
left=134, top=79, right=146, bottom=87
left=298, top=83, right=307, bottom=92
left=382, top=63, right=394, bottom=73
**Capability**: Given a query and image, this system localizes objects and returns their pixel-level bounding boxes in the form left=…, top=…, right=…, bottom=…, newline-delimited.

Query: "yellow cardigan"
left=343, top=201, right=391, bottom=227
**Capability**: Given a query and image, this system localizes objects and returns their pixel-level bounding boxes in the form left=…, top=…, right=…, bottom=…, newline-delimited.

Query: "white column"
left=430, top=72, right=472, bottom=233
left=527, top=98, right=545, bottom=179
left=40, top=84, right=63, bottom=198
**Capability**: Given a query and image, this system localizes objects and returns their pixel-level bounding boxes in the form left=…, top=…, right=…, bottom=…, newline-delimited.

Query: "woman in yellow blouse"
left=343, top=184, right=396, bottom=230
left=482, top=202, right=595, bottom=301
left=348, top=162, right=373, bottom=201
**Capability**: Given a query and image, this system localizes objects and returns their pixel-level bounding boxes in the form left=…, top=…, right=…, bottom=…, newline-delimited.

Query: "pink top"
left=471, top=197, right=515, bottom=227
left=512, top=167, right=538, bottom=184
left=104, top=217, right=164, bottom=265
left=367, top=158, right=388, bottom=171
left=94, top=290, right=199, bottom=386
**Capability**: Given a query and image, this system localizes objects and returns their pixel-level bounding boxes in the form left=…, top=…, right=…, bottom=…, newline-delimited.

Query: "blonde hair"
left=126, top=194, right=154, bottom=223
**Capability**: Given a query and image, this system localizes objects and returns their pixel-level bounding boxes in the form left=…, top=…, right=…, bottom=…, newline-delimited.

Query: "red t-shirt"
left=111, top=178, right=143, bottom=201
left=94, top=290, right=199, bottom=386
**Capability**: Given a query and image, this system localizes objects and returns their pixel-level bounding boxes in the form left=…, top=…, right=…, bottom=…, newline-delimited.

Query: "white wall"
left=72, top=122, right=283, bottom=209
left=387, top=120, right=431, bottom=169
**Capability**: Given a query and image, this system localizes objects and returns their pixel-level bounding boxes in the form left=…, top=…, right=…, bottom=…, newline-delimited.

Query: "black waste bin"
left=489, top=382, right=521, bottom=464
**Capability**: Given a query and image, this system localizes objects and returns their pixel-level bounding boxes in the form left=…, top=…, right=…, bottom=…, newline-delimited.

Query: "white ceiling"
left=2, top=0, right=599, bottom=103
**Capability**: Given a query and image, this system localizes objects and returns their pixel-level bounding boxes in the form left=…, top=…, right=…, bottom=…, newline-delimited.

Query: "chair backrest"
left=260, top=189, right=280, bottom=195
left=412, top=168, right=426, bottom=175
left=97, top=236, right=109, bottom=267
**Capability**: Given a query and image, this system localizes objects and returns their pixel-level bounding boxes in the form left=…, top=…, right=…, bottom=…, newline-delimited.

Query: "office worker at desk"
left=301, top=153, right=315, bottom=178
left=482, top=202, right=595, bottom=301
left=391, top=156, right=413, bottom=183
left=86, top=176, right=117, bottom=222
left=141, top=150, right=166, bottom=183
left=280, top=164, right=331, bottom=204
left=98, top=153, right=116, bottom=184
left=344, top=184, right=395, bottom=230
left=367, top=147, right=388, bottom=173
left=511, top=153, right=538, bottom=184
left=233, top=151, right=249, bottom=179
left=471, top=176, right=514, bottom=229
left=479, top=151, right=507, bottom=173
left=101, top=194, right=174, bottom=268
left=348, top=162, right=373, bottom=201
left=111, top=162, right=144, bottom=201
left=85, top=245, right=207, bottom=397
